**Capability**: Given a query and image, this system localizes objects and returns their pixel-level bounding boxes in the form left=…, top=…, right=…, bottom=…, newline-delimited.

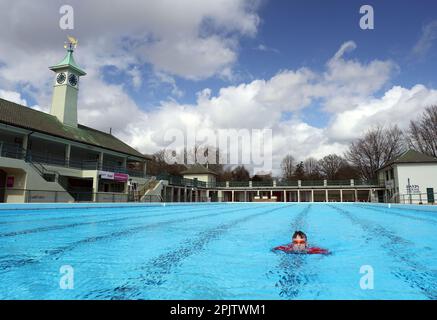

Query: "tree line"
left=147, top=105, right=437, bottom=181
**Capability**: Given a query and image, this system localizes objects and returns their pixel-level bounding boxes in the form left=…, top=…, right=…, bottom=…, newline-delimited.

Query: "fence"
left=0, top=141, right=147, bottom=178
left=155, top=172, right=384, bottom=189
left=396, top=193, right=436, bottom=205
left=1, top=188, right=132, bottom=203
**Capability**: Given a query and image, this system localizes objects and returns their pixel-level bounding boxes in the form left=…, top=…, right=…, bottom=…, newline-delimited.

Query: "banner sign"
left=99, top=171, right=129, bottom=182
left=114, top=173, right=129, bottom=182
left=99, top=171, right=115, bottom=180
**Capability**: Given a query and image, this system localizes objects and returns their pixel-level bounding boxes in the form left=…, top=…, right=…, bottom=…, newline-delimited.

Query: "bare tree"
left=407, top=105, right=437, bottom=157
left=280, top=154, right=296, bottom=180
left=317, top=154, right=347, bottom=180
left=148, top=149, right=185, bottom=176
left=345, top=125, right=405, bottom=180
left=303, top=157, right=320, bottom=178
left=231, top=165, right=251, bottom=181
left=185, top=144, right=224, bottom=174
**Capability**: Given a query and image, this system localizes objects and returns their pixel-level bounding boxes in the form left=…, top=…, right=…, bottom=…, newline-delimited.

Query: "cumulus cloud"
left=0, top=0, right=260, bottom=86
left=0, top=89, right=28, bottom=105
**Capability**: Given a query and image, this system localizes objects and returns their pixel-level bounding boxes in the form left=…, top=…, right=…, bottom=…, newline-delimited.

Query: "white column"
left=340, top=189, right=343, bottom=202
left=311, top=189, right=314, bottom=202
left=297, top=190, right=301, bottom=202
left=92, top=172, right=99, bottom=202
left=283, top=190, right=286, bottom=202
left=231, top=190, right=234, bottom=202
left=99, top=152, right=104, bottom=170
left=65, top=144, right=71, bottom=167
left=22, top=135, right=29, bottom=158
left=143, top=161, right=147, bottom=176
left=325, top=189, right=329, bottom=202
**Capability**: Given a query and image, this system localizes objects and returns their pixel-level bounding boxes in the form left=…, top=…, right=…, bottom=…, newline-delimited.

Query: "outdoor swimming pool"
left=0, top=202, right=436, bottom=300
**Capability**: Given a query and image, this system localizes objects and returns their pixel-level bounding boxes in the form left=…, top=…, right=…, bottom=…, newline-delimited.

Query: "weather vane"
left=64, top=36, right=78, bottom=51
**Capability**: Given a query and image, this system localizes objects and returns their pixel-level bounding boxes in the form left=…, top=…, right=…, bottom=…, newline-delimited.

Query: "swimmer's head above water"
left=291, top=230, right=308, bottom=251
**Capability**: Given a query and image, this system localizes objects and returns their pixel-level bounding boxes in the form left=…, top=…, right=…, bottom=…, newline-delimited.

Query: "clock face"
left=68, top=73, right=78, bottom=86
left=56, top=72, right=66, bottom=84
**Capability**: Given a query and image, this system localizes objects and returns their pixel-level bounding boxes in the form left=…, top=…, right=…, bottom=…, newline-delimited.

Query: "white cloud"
left=413, top=20, right=437, bottom=58
left=0, top=89, right=27, bottom=105
left=328, top=84, right=437, bottom=141
left=255, top=44, right=280, bottom=53
left=0, top=0, right=260, bottom=85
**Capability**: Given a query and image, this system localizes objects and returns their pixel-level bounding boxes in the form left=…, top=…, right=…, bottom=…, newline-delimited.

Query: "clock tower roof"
left=50, top=47, right=86, bottom=76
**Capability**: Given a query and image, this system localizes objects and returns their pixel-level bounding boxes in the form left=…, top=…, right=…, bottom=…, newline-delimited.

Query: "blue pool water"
left=0, top=202, right=436, bottom=300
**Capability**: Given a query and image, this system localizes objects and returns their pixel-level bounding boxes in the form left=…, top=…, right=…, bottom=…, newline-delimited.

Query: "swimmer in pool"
left=273, top=231, right=329, bottom=254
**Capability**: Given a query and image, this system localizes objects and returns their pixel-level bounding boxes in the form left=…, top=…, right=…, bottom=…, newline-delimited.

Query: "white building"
left=376, top=149, right=437, bottom=204
left=0, top=41, right=151, bottom=203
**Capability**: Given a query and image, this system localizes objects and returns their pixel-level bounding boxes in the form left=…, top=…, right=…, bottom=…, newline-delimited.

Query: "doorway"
left=0, top=169, right=6, bottom=203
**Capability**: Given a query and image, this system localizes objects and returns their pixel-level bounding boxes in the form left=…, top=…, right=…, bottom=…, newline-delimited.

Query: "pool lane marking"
left=271, top=204, right=322, bottom=299
left=0, top=202, right=227, bottom=212
left=86, top=204, right=294, bottom=299
left=0, top=204, right=283, bottom=272
left=362, top=204, right=437, bottom=214
left=0, top=203, right=240, bottom=226
left=352, top=204, right=437, bottom=225
left=328, top=204, right=437, bottom=300
left=0, top=202, right=227, bottom=218
left=0, top=203, right=270, bottom=238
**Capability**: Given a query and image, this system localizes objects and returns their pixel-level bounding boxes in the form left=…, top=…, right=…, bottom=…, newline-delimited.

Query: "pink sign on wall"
left=114, top=173, right=129, bottom=182
left=6, top=176, right=14, bottom=188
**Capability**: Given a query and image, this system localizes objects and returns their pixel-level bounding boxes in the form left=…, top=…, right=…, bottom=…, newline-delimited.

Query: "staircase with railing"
left=0, top=141, right=72, bottom=195
left=139, top=177, right=162, bottom=202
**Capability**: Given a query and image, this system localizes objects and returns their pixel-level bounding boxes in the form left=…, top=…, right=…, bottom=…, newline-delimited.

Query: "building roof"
left=181, top=164, right=218, bottom=176
left=49, top=49, right=86, bottom=76
left=378, top=149, right=437, bottom=171
left=0, top=98, right=150, bottom=160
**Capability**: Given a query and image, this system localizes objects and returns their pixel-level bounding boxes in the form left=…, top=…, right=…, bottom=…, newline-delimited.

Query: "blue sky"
left=103, top=0, right=437, bottom=128
left=1, top=0, right=437, bottom=172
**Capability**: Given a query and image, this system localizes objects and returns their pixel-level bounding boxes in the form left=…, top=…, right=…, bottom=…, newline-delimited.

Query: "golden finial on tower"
left=64, top=36, right=78, bottom=51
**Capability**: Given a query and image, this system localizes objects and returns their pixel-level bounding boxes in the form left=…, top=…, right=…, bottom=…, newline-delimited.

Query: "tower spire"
left=49, top=37, right=86, bottom=127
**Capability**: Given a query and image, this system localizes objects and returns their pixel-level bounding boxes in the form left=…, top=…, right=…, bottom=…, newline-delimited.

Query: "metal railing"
left=397, top=192, right=436, bottom=205
left=0, top=141, right=147, bottom=178
left=301, top=180, right=325, bottom=187
left=0, top=188, right=131, bottom=203
left=156, top=172, right=385, bottom=190
left=276, top=180, right=299, bottom=186
left=251, top=181, right=274, bottom=187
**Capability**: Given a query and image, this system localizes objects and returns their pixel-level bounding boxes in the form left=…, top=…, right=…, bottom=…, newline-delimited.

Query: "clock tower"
left=49, top=38, right=86, bottom=127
